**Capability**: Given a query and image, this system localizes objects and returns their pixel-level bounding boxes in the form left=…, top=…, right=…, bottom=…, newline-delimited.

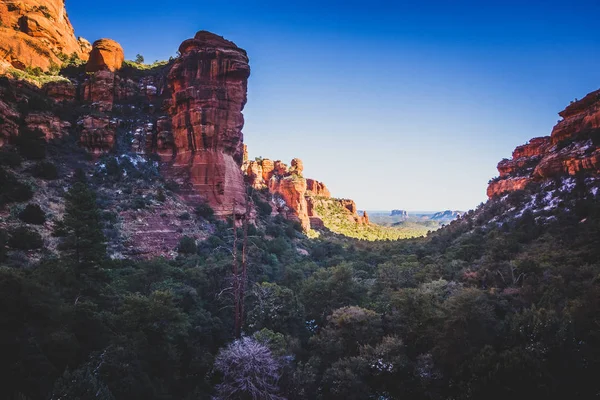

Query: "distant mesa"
left=391, top=209, right=408, bottom=218
left=430, top=210, right=463, bottom=220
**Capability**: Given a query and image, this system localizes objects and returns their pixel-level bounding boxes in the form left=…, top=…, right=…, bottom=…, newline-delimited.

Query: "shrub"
left=177, top=212, right=191, bottom=221
left=256, top=198, right=273, bottom=218
left=0, top=151, right=22, bottom=167
left=130, top=196, right=148, bottom=210
left=0, top=167, right=33, bottom=205
left=268, top=237, right=290, bottom=256
left=18, top=204, right=46, bottom=225
left=16, top=127, right=46, bottom=160
left=31, top=161, right=59, bottom=180
left=178, top=236, right=197, bottom=254
left=164, top=180, right=180, bottom=192
left=195, top=203, right=215, bottom=220
left=8, top=226, right=43, bottom=250
left=156, top=188, right=166, bottom=202
left=0, top=229, right=6, bottom=261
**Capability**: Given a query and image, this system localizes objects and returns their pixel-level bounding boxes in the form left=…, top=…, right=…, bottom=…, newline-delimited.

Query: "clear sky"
left=66, top=0, right=600, bottom=211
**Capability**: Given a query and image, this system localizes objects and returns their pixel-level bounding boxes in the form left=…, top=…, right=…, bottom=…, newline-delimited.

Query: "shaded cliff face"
left=167, top=31, right=250, bottom=216
left=0, top=0, right=90, bottom=71
left=488, top=90, right=600, bottom=198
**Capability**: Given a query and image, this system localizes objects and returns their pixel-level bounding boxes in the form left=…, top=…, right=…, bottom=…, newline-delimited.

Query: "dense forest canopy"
left=2, top=135, right=600, bottom=399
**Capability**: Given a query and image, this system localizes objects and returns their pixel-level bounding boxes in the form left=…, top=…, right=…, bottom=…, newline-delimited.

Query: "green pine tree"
left=55, top=172, right=106, bottom=270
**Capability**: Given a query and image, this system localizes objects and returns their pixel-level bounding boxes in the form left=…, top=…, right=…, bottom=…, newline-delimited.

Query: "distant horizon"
left=66, top=0, right=600, bottom=211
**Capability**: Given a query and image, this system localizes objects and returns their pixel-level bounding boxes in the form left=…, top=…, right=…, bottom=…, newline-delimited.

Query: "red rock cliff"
left=242, top=153, right=370, bottom=231
left=488, top=90, right=600, bottom=198
left=0, top=0, right=90, bottom=71
left=167, top=31, right=250, bottom=216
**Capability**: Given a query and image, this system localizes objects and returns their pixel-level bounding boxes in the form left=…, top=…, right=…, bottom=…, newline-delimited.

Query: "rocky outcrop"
left=85, top=39, right=124, bottom=73
left=78, top=115, right=116, bottom=154
left=0, top=97, right=20, bottom=146
left=0, top=0, right=90, bottom=71
left=306, top=179, right=331, bottom=198
left=242, top=151, right=370, bottom=231
left=552, top=89, right=600, bottom=144
left=488, top=90, right=600, bottom=198
left=82, top=70, right=117, bottom=112
left=43, top=80, right=76, bottom=102
left=166, top=31, right=250, bottom=216
left=25, top=112, right=70, bottom=140
left=270, top=173, right=310, bottom=231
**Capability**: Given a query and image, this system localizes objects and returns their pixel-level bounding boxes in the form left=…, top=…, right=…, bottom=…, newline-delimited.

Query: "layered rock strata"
left=166, top=31, right=250, bottom=216
left=488, top=90, right=600, bottom=198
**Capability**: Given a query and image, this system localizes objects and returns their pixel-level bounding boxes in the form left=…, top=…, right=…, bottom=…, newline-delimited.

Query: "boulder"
left=86, top=39, right=124, bottom=73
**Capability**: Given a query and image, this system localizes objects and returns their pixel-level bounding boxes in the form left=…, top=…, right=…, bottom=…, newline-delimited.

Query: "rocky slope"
left=0, top=0, right=90, bottom=72
left=488, top=90, right=600, bottom=197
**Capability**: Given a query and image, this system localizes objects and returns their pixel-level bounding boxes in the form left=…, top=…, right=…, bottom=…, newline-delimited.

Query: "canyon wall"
left=166, top=31, right=250, bottom=216
left=488, top=90, right=600, bottom=198
left=0, top=0, right=90, bottom=71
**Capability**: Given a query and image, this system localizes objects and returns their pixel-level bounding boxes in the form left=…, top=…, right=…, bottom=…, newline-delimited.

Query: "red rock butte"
left=167, top=31, right=251, bottom=216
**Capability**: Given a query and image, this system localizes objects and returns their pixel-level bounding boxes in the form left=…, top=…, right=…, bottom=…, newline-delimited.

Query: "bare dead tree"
left=239, top=191, right=252, bottom=335
left=232, top=200, right=241, bottom=338
left=213, top=337, right=285, bottom=400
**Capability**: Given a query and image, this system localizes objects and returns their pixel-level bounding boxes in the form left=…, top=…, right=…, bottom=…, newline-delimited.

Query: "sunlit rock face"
left=0, top=0, right=90, bottom=71
left=488, top=90, right=600, bottom=198
left=242, top=153, right=370, bottom=231
left=306, top=179, right=331, bottom=198
left=166, top=31, right=250, bottom=216
left=85, top=39, right=124, bottom=73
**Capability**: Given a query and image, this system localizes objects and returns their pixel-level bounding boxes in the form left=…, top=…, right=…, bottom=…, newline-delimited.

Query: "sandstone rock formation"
left=86, top=39, right=124, bottom=73
left=43, top=80, right=76, bottom=102
left=0, top=96, right=20, bottom=146
left=270, top=173, right=310, bottom=231
left=487, top=89, right=600, bottom=198
left=78, top=115, right=116, bottom=154
left=82, top=70, right=117, bottom=112
left=242, top=152, right=370, bottom=231
left=306, top=179, right=331, bottom=198
left=0, top=0, right=89, bottom=71
left=166, top=31, right=250, bottom=216
left=25, top=112, right=70, bottom=140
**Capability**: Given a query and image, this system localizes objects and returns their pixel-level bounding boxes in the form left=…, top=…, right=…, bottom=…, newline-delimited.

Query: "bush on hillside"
left=31, top=161, right=59, bottom=180
left=18, top=204, right=46, bottom=225
left=8, top=227, right=43, bottom=250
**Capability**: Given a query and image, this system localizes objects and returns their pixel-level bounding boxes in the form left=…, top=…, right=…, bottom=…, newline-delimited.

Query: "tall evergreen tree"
left=55, top=171, right=106, bottom=270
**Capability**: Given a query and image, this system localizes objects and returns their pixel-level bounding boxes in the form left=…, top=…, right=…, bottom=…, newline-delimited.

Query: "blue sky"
left=67, top=0, right=600, bottom=211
